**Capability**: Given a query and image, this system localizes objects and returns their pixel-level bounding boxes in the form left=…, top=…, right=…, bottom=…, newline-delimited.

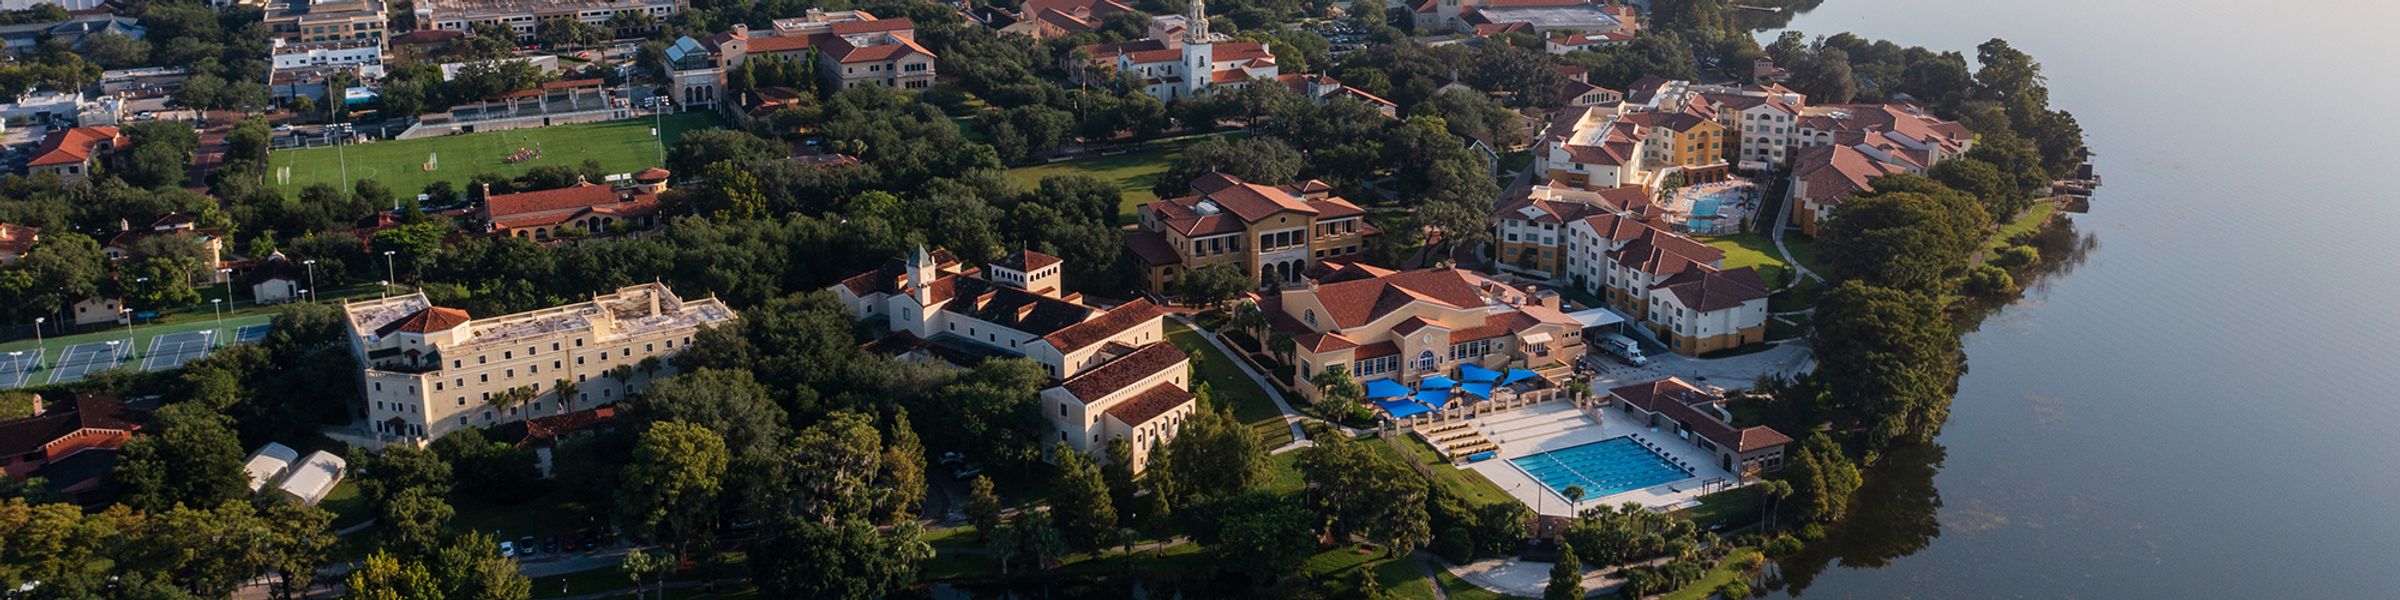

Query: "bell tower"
left=1180, top=0, right=1212, bottom=98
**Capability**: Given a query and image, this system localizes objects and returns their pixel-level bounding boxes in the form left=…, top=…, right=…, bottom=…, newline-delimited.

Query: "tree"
left=1309, top=367, right=1367, bottom=421
left=262, top=500, right=339, bottom=600
left=1163, top=403, right=1267, bottom=504
left=535, top=16, right=601, bottom=50
left=1782, top=432, right=1862, bottom=523
left=1296, top=436, right=1431, bottom=555
left=1204, top=490, right=1314, bottom=582
left=1100, top=437, right=1139, bottom=522
left=110, top=402, right=247, bottom=513
left=1757, top=479, right=1794, bottom=531
left=965, top=475, right=1003, bottom=540
left=620, top=549, right=668, bottom=600
left=1545, top=541, right=1583, bottom=600
left=1816, top=186, right=1986, bottom=293
left=380, top=486, right=455, bottom=555
left=1174, top=263, right=1252, bottom=308
left=751, top=516, right=929, bottom=599
left=433, top=531, right=532, bottom=600
left=912, top=359, right=1051, bottom=470
left=1810, top=281, right=1959, bottom=447
left=616, top=421, right=728, bottom=552
left=1153, top=137, right=1304, bottom=198
left=1048, top=441, right=1120, bottom=552
left=788, top=411, right=887, bottom=521
left=344, top=550, right=444, bottom=600
left=876, top=407, right=928, bottom=524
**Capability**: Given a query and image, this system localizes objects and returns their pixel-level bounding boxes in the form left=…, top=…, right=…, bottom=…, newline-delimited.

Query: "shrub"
left=1992, top=244, right=2041, bottom=269
left=1434, top=526, right=1476, bottom=564
left=1717, top=580, right=1754, bottom=599
left=1963, top=264, right=2016, bottom=297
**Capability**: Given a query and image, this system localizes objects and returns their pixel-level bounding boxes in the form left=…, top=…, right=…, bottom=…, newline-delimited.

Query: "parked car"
left=1598, top=333, right=1649, bottom=366
left=937, top=451, right=966, bottom=466
left=951, top=463, right=985, bottom=479
left=517, top=536, right=537, bottom=557
left=498, top=540, right=515, bottom=557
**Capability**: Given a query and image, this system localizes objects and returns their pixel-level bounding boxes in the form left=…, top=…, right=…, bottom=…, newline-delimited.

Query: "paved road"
left=1582, top=341, right=1814, bottom=391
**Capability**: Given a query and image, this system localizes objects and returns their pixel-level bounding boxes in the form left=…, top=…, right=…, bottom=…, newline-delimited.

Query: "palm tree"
left=552, top=378, right=579, bottom=411
left=1758, top=480, right=1793, bottom=531
left=1563, top=485, right=1586, bottom=509
left=485, top=385, right=536, bottom=410
left=637, top=356, right=664, bottom=381
left=1229, top=301, right=1267, bottom=351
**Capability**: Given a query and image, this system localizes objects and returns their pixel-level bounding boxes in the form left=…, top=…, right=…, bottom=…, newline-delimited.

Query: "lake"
left=1751, top=0, right=2400, bottom=596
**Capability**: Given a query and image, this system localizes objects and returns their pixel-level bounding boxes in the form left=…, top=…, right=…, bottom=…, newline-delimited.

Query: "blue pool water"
left=1690, top=197, right=1723, bottom=218
left=1509, top=437, right=1691, bottom=499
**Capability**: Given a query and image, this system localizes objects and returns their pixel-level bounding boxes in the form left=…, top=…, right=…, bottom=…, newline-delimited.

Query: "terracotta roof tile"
left=1042, top=298, right=1163, bottom=352
left=1060, top=342, right=1187, bottom=402
left=0, top=395, right=139, bottom=457
left=375, top=306, right=472, bottom=337
left=26, top=126, right=118, bottom=167
left=1654, top=266, right=1769, bottom=313
left=1609, top=378, right=1789, bottom=452
left=1103, top=382, right=1194, bottom=425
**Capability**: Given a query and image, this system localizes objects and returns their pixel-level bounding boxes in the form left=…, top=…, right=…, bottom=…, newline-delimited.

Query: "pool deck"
left=1461, top=401, right=1743, bottom=517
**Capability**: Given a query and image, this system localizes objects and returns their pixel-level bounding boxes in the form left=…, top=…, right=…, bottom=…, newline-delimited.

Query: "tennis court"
left=143, top=331, right=216, bottom=372
left=236, top=324, right=273, bottom=344
left=49, top=341, right=129, bottom=383
left=0, top=348, right=39, bottom=390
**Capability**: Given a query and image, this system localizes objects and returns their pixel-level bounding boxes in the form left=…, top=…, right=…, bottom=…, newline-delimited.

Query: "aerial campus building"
left=341, top=283, right=735, bottom=446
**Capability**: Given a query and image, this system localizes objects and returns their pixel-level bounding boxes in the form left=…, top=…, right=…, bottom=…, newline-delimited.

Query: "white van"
left=1598, top=334, right=1648, bottom=366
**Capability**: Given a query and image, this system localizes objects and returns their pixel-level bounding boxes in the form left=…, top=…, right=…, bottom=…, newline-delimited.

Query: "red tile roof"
left=1293, top=331, right=1359, bottom=352
left=1653, top=266, right=1769, bottom=313
left=0, top=395, right=139, bottom=457
left=27, top=126, right=118, bottom=167
left=1301, top=268, right=1494, bottom=329
left=1042, top=298, right=1163, bottom=352
left=1609, top=378, right=1790, bottom=453
left=1059, top=342, right=1187, bottom=402
left=1789, top=144, right=1911, bottom=208
left=375, top=306, right=472, bottom=337
left=1124, top=232, right=1180, bottom=266
left=1103, top=382, right=1194, bottom=426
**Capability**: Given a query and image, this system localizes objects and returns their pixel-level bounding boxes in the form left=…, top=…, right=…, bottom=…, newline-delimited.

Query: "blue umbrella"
left=1364, top=378, right=1412, bottom=399
left=1420, top=375, right=1458, bottom=389
left=1501, top=369, right=1539, bottom=385
left=1461, top=382, right=1494, bottom=399
left=1375, top=399, right=1433, bottom=418
left=1460, top=364, right=1501, bottom=383
left=1415, top=389, right=1452, bottom=409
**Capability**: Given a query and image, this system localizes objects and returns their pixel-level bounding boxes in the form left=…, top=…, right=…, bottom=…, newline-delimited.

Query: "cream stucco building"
left=342, top=283, right=735, bottom=445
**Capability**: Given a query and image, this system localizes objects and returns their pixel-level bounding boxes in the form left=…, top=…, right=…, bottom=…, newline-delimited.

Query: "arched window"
left=1303, top=309, right=1316, bottom=327
left=1416, top=350, right=1436, bottom=372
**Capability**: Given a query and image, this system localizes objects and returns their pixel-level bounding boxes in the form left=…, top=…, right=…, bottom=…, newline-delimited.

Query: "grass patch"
left=1003, top=133, right=1241, bottom=226
left=1377, top=434, right=1512, bottom=509
left=1658, top=547, right=1761, bottom=600
left=1698, top=233, right=1791, bottom=286
left=1672, top=486, right=1764, bottom=532
left=1300, top=545, right=1434, bottom=598
left=267, top=113, right=720, bottom=197
left=1766, top=314, right=1806, bottom=341
left=321, top=479, right=369, bottom=528
left=449, top=489, right=602, bottom=542
left=1437, top=567, right=1532, bottom=600
left=531, top=567, right=629, bottom=599
left=1164, top=321, right=1295, bottom=448
left=1982, top=202, right=2058, bottom=255
left=1263, top=449, right=1305, bottom=494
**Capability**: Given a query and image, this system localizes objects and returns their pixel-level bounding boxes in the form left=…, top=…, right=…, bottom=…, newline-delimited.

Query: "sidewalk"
left=1171, top=315, right=1310, bottom=445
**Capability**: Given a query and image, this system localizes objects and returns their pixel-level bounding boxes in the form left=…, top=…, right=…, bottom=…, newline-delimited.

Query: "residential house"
left=104, top=213, right=229, bottom=284
left=1606, top=378, right=1791, bottom=480
left=342, top=283, right=736, bottom=445
left=1125, top=172, right=1376, bottom=294
left=830, top=247, right=1196, bottom=473
left=476, top=171, right=670, bottom=240
left=1266, top=266, right=1587, bottom=401
left=25, top=126, right=120, bottom=181
left=250, top=252, right=306, bottom=305
left=0, top=394, right=143, bottom=502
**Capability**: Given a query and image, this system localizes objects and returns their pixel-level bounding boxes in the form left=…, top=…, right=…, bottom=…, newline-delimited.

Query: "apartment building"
left=1265, top=266, right=1587, bottom=400
left=1491, top=184, right=1656, bottom=282
left=414, top=0, right=680, bottom=41
left=342, top=283, right=736, bottom=445
left=271, top=38, right=387, bottom=78
left=1124, top=172, right=1377, bottom=295
left=1551, top=199, right=1770, bottom=354
left=1785, top=103, right=1975, bottom=235
left=668, top=10, right=933, bottom=108
left=830, top=247, right=1194, bottom=473
left=265, top=0, right=389, bottom=43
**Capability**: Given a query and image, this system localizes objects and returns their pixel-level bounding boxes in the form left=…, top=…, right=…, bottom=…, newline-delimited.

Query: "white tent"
left=277, top=450, right=346, bottom=506
left=1566, top=307, right=1626, bottom=329
left=243, top=442, right=299, bottom=492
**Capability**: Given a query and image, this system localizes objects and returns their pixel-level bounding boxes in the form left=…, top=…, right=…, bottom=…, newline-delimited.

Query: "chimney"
left=481, top=183, right=492, bottom=201
left=732, top=23, right=749, bottom=37
left=119, top=218, right=129, bottom=232
left=24, top=393, right=43, bottom=417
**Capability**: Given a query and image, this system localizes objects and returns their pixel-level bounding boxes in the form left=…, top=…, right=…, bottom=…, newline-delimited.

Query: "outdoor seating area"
left=1364, top=364, right=1544, bottom=419
left=1669, top=179, right=1759, bottom=235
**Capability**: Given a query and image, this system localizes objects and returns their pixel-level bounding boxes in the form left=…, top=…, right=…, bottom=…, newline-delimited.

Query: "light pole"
left=217, top=267, right=234, bottom=312
left=382, top=250, right=397, bottom=288
left=652, top=97, right=671, bottom=165
left=31, top=317, right=43, bottom=370
left=119, top=307, right=134, bottom=360
left=302, top=259, right=318, bottom=302
left=6, top=351, right=20, bottom=382
left=210, top=299, right=224, bottom=348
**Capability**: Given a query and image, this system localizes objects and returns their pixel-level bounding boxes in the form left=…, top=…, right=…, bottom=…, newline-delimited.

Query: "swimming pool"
left=1690, top=197, right=1723, bottom=218
left=1508, top=436, right=1692, bottom=499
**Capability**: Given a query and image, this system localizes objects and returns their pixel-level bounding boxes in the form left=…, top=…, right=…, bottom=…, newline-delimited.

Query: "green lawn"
left=1377, top=434, right=1512, bottom=509
left=1658, top=547, right=1761, bottom=600
left=1300, top=544, right=1438, bottom=598
left=1672, top=486, right=1764, bottom=532
left=450, top=489, right=603, bottom=543
left=1698, top=233, right=1792, bottom=286
left=1983, top=202, right=2058, bottom=255
left=321, top=479, right=369, bottom=528
left=1164, top=320, right=1295, bottom=448
left=268, top=113, right=721, bottom=197
left=1003, top=133, right=1242, bottom=226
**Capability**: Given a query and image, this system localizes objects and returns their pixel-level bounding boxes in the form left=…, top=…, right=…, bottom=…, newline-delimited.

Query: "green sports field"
left=267, top=113, right=722, bottom=197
